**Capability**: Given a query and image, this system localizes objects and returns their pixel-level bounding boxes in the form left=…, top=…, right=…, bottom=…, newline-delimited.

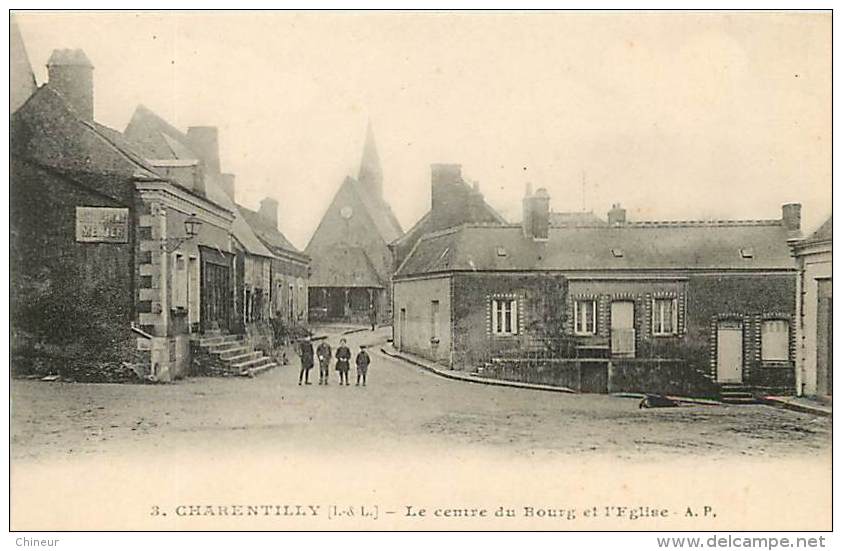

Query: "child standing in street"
left=298, top=337, right=314, bottom=385
left=316, top=338, right=332, bottom=385
left=335, top=338, right=351, bottom=386
left=355, top=345, right=371, bottom=386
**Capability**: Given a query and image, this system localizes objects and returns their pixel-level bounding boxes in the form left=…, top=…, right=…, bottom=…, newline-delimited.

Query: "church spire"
left=358, top=121, right=383, bottom=199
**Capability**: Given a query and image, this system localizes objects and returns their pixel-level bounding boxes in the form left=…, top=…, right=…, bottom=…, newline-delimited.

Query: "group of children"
left=297, top=337, right=371, bottom=386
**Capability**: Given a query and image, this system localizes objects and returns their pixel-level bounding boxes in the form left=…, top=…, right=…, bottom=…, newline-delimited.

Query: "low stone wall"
left=480, top=357, right=718, bottom=397
left=481, top=358, right=583, bottom=389
left=608, top=359, right=718, bottom=398
left=749, top=364, right=796, bottom=395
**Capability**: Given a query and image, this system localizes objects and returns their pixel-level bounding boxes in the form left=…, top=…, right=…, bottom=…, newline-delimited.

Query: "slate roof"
left=237, top=205, right=308, bottom=261
left=123, top=105, right=274, bottom=258
left=351, top=177, right=404, bottom=244
left=396, top=221, right=797, bottom=278
left=11, top=86, right=165, bottom=202
left=390, top=180, right=506, bottom=251
left=806, top=216, right=832, bottom=244
left=11, top=16, right=37, bottom=113
left=309, top=245, right=383, bottom=288
left=549, top=211, right=607, bottom=227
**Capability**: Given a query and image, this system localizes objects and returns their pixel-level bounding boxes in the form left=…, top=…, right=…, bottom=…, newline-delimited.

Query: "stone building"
left=11, top=49, right=235, bottom=381
left=124, top=105, right=308, bottom=355
left=393, top=186, right=801, bottom=399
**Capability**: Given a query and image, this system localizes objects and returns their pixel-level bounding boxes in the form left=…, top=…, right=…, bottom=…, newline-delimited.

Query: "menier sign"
left=75, top=207, right=130, bottom=243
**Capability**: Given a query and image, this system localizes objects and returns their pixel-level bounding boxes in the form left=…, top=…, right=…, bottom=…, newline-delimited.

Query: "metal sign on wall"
left=75, top=207, right=130, bottom=243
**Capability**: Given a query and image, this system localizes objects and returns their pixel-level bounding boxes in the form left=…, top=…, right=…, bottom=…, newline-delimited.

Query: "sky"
left=15, top=11, right=832, bottom=249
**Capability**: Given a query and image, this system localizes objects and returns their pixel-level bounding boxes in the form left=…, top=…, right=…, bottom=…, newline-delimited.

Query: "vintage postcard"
left=8, top=10, right=832, bottom=533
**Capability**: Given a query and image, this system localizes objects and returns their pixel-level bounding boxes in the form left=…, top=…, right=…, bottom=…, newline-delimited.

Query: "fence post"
left=607, top=360, right=614, bottom=393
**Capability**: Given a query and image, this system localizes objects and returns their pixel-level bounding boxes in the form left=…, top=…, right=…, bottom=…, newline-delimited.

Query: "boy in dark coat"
left=316, top=339, right=332, bottom=385
left=355, top=345, right=371, bottom=386
left=335, top=338, right=351, bottom=386
left=298, top=337, right=314, bottom=385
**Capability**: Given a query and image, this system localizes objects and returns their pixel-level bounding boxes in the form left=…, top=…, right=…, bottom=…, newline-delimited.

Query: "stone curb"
left=379, top=347, right=576, bottom=394
left=759, top=397, right=832, bottom=417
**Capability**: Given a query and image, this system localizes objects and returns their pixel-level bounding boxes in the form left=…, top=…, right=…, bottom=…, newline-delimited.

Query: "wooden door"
left=201, top=262, right=231, bottom=332
left=610, top=301, right=635, bottom=357
left=716, top=322, right=743, bottom=383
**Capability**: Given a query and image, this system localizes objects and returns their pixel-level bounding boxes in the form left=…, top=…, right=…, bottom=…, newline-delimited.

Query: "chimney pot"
left=608, top=203, right=627, bottom=226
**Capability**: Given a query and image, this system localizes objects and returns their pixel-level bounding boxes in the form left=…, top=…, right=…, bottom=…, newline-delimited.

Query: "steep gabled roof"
left=309, top=244, right=383, bottom=288
left=237, top=205, right=308, bottom=261
left=396, top=221, right=796, bottom=278
left=10, top=16, right=37, bottom=113
left=351, top=177, right=404, bottom=244
left=806, top=216, right=832, bottom=244
left=123, top=104, right=274, bottom=258
left=11, top=86, right=164, bottom=201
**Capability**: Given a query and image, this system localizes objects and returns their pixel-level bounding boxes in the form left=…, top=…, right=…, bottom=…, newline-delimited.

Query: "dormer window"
left=740, top=248, right=754, bottom=259
left=611, top=248, right=624, bottom=258
left=496, top=247, right=507, bottom=257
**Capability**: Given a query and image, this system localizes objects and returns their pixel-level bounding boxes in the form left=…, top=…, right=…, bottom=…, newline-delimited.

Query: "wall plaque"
left=75, top=207, right=129, bottom=243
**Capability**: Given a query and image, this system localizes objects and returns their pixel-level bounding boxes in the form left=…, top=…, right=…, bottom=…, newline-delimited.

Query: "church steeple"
left=358, top=121, right=383, bottom=199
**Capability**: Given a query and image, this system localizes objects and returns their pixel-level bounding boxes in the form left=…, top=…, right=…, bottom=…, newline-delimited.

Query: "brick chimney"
left=259, top=197, right=279, bottom=229
left=522, top=184, right=550, bottom=241
left=220, top=173, right=236, bottom=201
left=430, top=163, right=463, bottom=211
left=186, top=126, right=221, bottom=176
left=608, top=203, right=627, bottom=226
left=46, top=49, right=94, bottom=121
left=782, top=203, right=802, bottom=233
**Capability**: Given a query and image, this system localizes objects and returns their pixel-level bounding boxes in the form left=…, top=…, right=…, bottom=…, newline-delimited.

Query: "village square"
left=9, top=13, right=832, bottom=469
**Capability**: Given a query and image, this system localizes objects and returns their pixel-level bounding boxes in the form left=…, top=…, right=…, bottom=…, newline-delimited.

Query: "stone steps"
left=192, top=331, right=276, bottom=378
left=719, top=384, right=758, bottom=404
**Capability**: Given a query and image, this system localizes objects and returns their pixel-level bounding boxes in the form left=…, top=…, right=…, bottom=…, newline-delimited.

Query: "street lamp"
left=161, top=213, right=203, bottom=252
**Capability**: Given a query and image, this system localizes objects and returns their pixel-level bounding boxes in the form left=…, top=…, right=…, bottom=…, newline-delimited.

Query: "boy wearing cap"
left=335, top=338, right=352, bottom=386
left=355, top=345, right=371, bottom=386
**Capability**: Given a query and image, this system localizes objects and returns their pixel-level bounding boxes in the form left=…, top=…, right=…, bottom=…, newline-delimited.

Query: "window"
left=172, top=253, right=187, bottom=309
left=491, top=298, right=518, bottom=335
left=431, top=300, right=440, bottom=341
left=288, top=283, right=294, bottom=321
left=574, top=299, right=597, bottom=335
left=652, top=298, right=678, bottom=336
left=761, top=319, right=790, bottom=361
